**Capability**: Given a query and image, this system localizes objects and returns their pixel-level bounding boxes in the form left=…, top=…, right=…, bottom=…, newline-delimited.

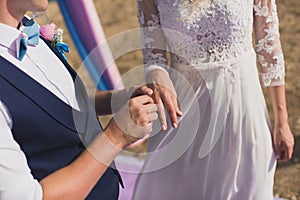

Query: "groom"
left=0, top=0, right=158, bottom=199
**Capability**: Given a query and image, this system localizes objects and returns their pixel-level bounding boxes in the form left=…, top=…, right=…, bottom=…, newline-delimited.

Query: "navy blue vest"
left=0, top=38, right=122, bottom=199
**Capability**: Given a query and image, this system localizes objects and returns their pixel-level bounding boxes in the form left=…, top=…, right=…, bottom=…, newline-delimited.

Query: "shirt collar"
left=0, top=22, right=23, bottom=52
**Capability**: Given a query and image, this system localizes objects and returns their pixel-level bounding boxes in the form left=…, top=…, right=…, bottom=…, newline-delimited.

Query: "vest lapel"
left=0, top=56, right=87, bottom=134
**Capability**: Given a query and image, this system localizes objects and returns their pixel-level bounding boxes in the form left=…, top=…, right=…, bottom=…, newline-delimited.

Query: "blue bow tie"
left=16, top=19, right=40, bottom=61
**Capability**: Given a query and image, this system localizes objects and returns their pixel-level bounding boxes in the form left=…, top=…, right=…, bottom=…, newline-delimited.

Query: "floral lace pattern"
left=253, top=0, right=285, bottom=86
left=137, top=0, right=285, bottom=86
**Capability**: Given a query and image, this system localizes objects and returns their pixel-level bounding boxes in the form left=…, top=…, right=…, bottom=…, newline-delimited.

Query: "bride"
left=132, top=0, right=294, bottom=199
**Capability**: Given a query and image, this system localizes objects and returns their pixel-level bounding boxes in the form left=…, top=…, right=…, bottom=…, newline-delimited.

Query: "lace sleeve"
left=136, top=0, right=169, bottom=77
left=253, top=0, right=285, bottom=87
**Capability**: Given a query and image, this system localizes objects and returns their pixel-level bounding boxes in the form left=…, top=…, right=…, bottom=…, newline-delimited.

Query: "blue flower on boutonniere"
left=40, top=23, right=69, bottom=61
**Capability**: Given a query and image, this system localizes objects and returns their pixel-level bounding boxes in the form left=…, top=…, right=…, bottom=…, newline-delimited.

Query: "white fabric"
left=133, top=0, right=279, bottom=199
left=134, top=49, right=277, bottom=200
left=138, top=0, right=285, bottom=86
left=143, top=64, right=169, bottom=78
left=0, top=22, right=79, bottom=199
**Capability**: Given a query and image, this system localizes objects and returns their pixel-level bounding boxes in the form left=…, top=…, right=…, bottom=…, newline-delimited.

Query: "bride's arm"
left=268, top=86, right=293, bottom=161
left=136, top=0, right=182, bottom=130
left=253, top=0, right=294, bottom=161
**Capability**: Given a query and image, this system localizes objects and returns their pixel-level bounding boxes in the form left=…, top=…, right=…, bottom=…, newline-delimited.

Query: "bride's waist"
left=170, top=44, right=253, bottom=64
left=169, top=49, right=256, bottom=91
left=170, top=48, right=255, bottom=70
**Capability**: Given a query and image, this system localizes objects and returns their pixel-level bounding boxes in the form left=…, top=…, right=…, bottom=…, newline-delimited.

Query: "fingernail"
left=173, top=123, right=178, bottom=128
left=145, top=89, right=152, bottom=95
left=162, top=125, right=167, bottom=131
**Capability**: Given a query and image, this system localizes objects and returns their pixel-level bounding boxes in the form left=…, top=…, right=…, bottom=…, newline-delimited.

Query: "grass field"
left=39, top=0, right=300, bottom=198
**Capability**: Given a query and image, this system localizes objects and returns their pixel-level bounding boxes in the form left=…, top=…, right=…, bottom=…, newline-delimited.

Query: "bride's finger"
left=285, top=142, right=293, bottom=160
left=161, top=92, right=178, bottom=128
left=158, top=102, right=167, bottom=130
left=279, top=144, right=289, bottom=162
left=152, top=92, right=167, bottom=130
left=172, top=94, right=183, bottom=117
left=176, top=108, right=183, bottom=117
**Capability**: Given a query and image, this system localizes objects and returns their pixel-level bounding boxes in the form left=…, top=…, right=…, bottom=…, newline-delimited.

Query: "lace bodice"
left=137, top=0, right=285, bottom=86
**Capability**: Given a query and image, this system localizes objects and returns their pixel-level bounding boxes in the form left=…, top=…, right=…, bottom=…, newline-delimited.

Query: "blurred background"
left=36, top=0, right=299, bottom=199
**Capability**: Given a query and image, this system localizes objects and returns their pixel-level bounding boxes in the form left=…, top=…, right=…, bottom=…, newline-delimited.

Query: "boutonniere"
left=40, top=23, right=69, bottom=61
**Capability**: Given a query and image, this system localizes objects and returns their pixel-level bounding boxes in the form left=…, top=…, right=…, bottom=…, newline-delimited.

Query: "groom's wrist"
left=104, top=119, right=130, bottom=149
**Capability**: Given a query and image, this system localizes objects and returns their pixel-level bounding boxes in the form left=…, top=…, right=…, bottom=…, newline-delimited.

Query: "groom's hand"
left=102, top=85, right=153, bottom=115
left=108, top=93, right=159, bottom=148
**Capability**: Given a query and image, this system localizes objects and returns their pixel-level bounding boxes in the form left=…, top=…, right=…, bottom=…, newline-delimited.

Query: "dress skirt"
left=132, top=49, right=276, bottom=200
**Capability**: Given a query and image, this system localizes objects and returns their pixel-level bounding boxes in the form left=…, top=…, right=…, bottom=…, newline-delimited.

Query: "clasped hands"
left=107, top=69, right=181, bottom=149
left=109, top=69, right=295, bottom=163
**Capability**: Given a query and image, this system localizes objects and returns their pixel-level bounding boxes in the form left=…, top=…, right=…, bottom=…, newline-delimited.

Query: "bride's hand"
left=273, top=122, right=294, bottom=162
left=146, top=69, right=183, bottom=130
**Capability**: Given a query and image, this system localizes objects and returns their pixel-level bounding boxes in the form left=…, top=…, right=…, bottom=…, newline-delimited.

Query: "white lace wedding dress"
left=132, top=0, right=284, bottom=199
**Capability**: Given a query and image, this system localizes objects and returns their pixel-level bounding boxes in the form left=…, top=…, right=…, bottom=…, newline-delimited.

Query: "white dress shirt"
left=0, top=21, right=80, bottom=199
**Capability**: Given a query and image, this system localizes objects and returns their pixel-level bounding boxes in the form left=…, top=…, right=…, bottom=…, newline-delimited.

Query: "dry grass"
left=39, top=0, right=300, bottom=198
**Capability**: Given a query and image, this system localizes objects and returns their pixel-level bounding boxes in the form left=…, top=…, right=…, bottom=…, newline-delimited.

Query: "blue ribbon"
left=17, top=19, right=40, bottom=61
left=55, top=42, right=69, bottom=61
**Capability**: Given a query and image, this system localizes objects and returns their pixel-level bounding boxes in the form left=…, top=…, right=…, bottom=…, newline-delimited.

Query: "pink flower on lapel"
left=40, top=23, right=56, bottom=40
